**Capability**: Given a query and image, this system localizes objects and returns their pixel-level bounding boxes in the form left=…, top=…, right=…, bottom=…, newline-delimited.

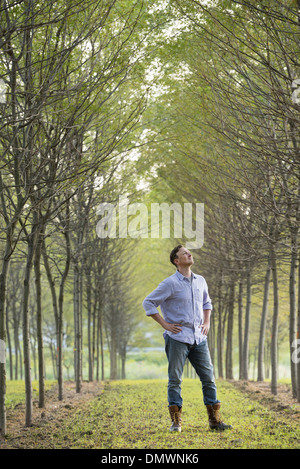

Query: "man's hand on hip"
left=200, top=321, right=210, bottom=336
left=149, top=313, right=182, bottom=334
left=164, top=322, right=182, bottom=334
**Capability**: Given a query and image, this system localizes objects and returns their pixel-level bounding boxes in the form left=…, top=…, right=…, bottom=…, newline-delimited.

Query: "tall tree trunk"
left=121, top=354, right=126, bottom=380
left=87, top=274, right=92, bottom=381
left=23, top=0, right=36, bottom=427
left=74, top=262, right=82, bottom=393
left=42, top=241, right=59, bottom=388
left=226, top=280, right=235, bottom=379
left=289, top=230, right=298, bottom=398
left=296, top=181, right=300, bottom=402
left=208, top=307, right=215, bottom=367
left=79, top=275, right=83, bottom=382
left=57, top=227, right=71, bottom=400
left=13, top=300, right=19, bottom=380
left=97, top=299, right=105, bottom=381
left=5, top=299, right=13, bottom=381
left=92, top=294, right=97, bottom=380
left=49, top=342, right=57, bottom=380
left=257, top=258, right=271, bottom=381
left=0, top=238, right=12, bottom=435
left=34, top=226, right=45, bottom=408
left=96, top=302, right=100, bottom=381
left=297, top=253, right=300, bottom=402
left=86, top=269, right=96, bottom=382
left=242, top=262, right=252, bottom=381
left=23, top=215, right=39, bottom=427
left=238, top=271, right=243, bottom=380
left=110, top=323, right=117, bottom=380
left=271, top=245, right=279, bottom=395
left=217, top=274, right=224, bottom=378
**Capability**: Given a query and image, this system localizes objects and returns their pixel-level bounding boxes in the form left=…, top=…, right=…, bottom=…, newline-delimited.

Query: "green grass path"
left=18, top=378, right=300, bottom=449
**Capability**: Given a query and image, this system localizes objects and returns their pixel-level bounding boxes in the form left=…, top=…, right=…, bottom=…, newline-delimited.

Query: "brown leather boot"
left=169, top=405, right=182, bottom=432
left=206, top=403, right=232, bottom=431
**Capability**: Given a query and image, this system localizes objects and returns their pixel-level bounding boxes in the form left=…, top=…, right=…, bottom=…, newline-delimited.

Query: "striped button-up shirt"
left=142, top=270, right=213, bottom=345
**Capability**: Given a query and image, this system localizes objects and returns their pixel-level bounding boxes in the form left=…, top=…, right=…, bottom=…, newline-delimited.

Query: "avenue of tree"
left=0, top=0, right=300, bottom=436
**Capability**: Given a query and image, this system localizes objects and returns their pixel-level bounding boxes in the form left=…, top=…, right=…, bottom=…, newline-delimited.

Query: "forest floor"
left=1, top=378, right=300, bottom=450
left=0, top=380, right=103, bottom=449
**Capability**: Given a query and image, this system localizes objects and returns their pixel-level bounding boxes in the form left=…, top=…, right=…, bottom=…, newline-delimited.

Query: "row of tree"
left=1, top=0, right=300, bottom=437
left=137, top=0, right=300, bottom=399
left=0, top=0, right=171, bottom=435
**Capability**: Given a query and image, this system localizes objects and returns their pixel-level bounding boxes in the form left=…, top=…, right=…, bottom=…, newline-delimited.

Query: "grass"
left=5, top=380, right=56, bottom=410
left=10, top=378, right=300, bottom=449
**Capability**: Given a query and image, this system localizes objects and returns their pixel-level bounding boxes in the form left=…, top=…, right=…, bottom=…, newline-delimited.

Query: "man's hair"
left=170, top=245, right=182, bottom=266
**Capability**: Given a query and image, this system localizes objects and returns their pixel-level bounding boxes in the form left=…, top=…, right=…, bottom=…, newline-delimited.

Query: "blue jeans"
left=165, top=334, right=219, bottom=407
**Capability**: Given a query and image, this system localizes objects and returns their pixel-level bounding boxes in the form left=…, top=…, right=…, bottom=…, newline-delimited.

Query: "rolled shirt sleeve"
left=203, top=278, right=213, bottom=310
left=142, top=279, right=173, bottom=316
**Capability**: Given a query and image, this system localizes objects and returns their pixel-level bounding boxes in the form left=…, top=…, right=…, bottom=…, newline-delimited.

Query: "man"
left=142, top=245, right=232, bottom=433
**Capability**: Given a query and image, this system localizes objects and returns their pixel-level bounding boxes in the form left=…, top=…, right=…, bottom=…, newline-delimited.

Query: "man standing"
left=142, top=245, right=232, bottom=433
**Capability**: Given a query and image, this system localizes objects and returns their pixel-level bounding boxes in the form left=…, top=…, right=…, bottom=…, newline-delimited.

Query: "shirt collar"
left=175, top=270, right=197, bottom=280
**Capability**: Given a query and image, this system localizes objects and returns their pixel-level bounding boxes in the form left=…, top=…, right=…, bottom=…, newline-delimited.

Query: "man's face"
left=174, top=247, right=194, bottom=267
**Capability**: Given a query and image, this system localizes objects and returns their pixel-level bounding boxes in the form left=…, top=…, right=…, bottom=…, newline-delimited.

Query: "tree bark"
left=257, top=258, right=271, bottom=382
left=242, top=262, right=252, bottom=380
left=42, top=242, right=59, bottom=386
left=289, top=230, right=298, bottom=398
left=87, top=270, right=93, bottom=382
left=0, top=242, right=11, bottom=435
left=226, top=280, right=235, bottom=379
left=12, top=299, right=20, bottom=380
left=57, top=225, right=71, bottom=400
left=297, top=252, right=300, bottom=402
left=110, top=321, right=117, bottom=380
left=73, top=262, right=82, bottom=393
left=34, top=226, right=45, bottom=408
left=5, top=299, right=13, bottom=381
left=238, top=271, right=243, bottom=380
left=208, top=306, right=215, bottom=367
left=96, top=298, right=105, bottom=381
left=271, top=246, right=279, bottom=396
left=217, top=274, right=224, bottom=378
left=23, top=216, right=39, bottom=427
